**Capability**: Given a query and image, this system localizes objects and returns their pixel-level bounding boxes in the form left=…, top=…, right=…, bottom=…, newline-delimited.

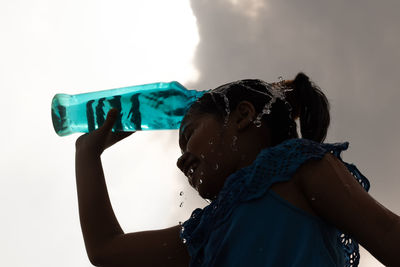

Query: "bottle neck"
left=181, top=89, right=210, bottom=116
left=188, top=88, right=210, bottom=100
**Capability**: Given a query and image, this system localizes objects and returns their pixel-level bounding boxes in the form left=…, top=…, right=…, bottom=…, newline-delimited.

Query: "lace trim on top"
left=180, top=138, right=370, bottom=267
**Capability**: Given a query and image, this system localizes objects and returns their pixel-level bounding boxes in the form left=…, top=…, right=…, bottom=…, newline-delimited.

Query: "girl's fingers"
left=111, top=131, right=135, bottom=143
left=101, top=109, right=119, bottom=132
left=104, top=131, right=135, bottom=150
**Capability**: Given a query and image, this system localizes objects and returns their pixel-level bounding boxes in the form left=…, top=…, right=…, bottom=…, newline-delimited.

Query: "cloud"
left=188, top=1, right=400, bottom=266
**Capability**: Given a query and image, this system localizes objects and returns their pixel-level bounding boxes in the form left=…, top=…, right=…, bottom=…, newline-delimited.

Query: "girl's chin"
left=198, top=187, right=216, bottom=201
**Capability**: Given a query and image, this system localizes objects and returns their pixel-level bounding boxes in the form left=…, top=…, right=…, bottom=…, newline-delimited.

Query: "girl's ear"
left=235, top=101, right=256, bottom=131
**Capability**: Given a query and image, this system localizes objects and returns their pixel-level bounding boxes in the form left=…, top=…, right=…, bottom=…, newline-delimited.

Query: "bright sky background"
left=1, top=0, right=399, bottom=266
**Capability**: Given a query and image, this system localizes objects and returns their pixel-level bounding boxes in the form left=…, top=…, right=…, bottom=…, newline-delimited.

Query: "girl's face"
left=177, top=112, right=242, bottom=201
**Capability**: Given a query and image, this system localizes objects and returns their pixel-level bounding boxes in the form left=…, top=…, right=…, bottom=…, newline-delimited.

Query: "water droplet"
left=220, top=93, right=231, bottom=126
left=311, top=197, right=316, bottom=201
left=200, top=154, right=205, bottom=159
left=278, top=76, right=283, bottom=82
left=191, top=213, right=196, bottom=219
left=181, top=226, right=185, bottom=233
left=182, top=238, right=187, bottom=244
left=188, top=168, right=195, bottom=180
left=213, top=205, right=218, bottom=209
left=199, top=179, right=203, bottom=184
left=200, top=171, right=204, bottom=176
left=178, top=221, right=182, bottom=225
left=231, top=135, right=238, bottom=151
left=214, top=163, right=219, bottom=170
left=254, top=120, right=262, bottom=127
left=179, top=202, right=184, bottom=207
left=205, top=199, right=211, bottom=204
left=208, top=139, right=214, bottom=145
left=179, top=191, right=184, bottom=196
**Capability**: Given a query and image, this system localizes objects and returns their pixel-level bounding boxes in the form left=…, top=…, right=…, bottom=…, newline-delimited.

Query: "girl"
left=75, top=73, right=400, bottom=266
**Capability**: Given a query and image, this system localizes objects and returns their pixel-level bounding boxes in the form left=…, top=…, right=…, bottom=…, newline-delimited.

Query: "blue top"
left=180, top=138, right=370, bottom=267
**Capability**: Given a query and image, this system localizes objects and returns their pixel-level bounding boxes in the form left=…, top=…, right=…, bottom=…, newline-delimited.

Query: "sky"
left=1, top=0, right=399, bottom=266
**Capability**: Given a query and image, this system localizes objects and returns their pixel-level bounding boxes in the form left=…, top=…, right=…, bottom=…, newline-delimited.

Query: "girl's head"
left=177, top=72, right=330, bottom=201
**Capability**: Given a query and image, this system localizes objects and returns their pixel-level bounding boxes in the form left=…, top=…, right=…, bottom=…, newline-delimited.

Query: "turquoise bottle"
left=51, top=81, right=208, bottom=136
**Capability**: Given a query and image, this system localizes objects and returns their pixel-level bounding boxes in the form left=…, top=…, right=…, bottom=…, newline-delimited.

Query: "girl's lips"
left=193, top=174, right=200, bottom=188
left=185, top=164, right=195, bottom=177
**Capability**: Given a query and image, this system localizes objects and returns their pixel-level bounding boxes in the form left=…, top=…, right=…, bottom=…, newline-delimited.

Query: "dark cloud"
left=188, top=0, right=400, bottom=263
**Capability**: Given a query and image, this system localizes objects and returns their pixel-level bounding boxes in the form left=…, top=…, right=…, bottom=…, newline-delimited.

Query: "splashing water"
left=254, top=120, right=262, bottom=128
left=188, top=168, right=195, bottom=179
left=221, top=93, right=230, bottom=126
left=252, top=80, right=293, bottom=127
left=214, top=163, right=219, bottom=170
left=210, top=86, right=231, bottom=127
left=179, top=202, right=184, bottom=207
left=210, top=79, right=293, bottom=128
left=231, top=135, right=238, bottom=151
left=179, top=191, right=184, bottom=196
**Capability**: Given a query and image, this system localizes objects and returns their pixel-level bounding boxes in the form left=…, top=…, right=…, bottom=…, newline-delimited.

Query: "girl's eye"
left=184, top=130, right=193, bottom=142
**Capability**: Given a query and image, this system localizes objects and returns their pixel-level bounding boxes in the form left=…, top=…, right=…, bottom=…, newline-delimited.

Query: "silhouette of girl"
left=75, top=73, right=400, bottom=266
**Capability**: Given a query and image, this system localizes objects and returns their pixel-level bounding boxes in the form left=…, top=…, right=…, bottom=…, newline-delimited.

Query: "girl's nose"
left=176, top=152, right=189, bottom=170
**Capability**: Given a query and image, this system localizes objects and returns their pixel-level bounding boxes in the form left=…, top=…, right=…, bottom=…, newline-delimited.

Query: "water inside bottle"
left=52, top=82, right=208, bottom=136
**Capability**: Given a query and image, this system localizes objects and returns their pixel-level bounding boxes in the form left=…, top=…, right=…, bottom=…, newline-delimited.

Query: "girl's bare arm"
left=75, top=109, right=190, bottom=266
left=297, top=153, right=400, bottom=266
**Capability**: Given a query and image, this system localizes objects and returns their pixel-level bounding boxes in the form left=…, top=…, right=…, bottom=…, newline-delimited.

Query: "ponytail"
left=287, top=73, right=330, bottom=143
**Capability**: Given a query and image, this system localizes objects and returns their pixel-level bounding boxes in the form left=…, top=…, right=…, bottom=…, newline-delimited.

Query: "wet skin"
left=177, top=101, right=271, bottom=201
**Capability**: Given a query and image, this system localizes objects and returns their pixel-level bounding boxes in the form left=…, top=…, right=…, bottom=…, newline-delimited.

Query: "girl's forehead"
left=180, top=113, right=200, bottom=132
left=181, top=111, right=203, bottom=125
left=179, top=112, right=214, bottom=134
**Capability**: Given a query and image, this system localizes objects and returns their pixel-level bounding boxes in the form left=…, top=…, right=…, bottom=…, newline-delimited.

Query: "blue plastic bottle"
left=51, top=81, right=208, bottom=136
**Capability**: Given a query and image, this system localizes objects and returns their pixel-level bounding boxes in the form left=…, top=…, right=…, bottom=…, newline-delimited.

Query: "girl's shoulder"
left=257, top=138, right=370, bottom=191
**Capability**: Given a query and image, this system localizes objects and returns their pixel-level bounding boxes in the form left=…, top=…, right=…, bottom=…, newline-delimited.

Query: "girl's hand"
left=75, top=109, right=135, bottom=156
